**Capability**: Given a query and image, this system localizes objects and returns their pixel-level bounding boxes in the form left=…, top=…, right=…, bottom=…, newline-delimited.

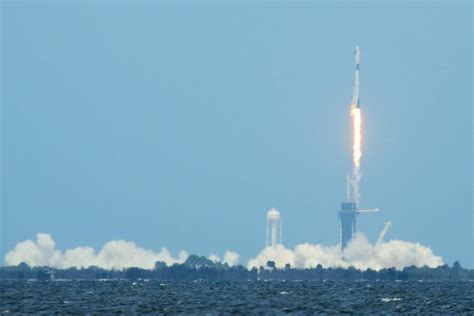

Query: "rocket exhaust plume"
left=350, top=46, right=362, bottom=205
left=351, top=107, right=362, bottom=204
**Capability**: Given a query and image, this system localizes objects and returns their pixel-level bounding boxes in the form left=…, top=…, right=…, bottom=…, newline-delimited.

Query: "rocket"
left=354, top=46, right=360, bottom=108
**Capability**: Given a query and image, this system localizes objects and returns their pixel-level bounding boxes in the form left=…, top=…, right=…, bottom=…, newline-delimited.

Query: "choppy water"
left=1, top=280, right=473, bottom=314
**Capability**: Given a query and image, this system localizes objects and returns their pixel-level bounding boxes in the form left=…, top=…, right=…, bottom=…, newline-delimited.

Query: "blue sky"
left=1, top=2, right=472, bottom=267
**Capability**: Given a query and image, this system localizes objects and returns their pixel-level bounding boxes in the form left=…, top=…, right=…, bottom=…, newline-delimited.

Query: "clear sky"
left=1, top=2, right=472, bottom=267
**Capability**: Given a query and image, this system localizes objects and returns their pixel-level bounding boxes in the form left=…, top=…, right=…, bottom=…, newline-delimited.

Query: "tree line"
left=1, top=255, right=473, bottom=281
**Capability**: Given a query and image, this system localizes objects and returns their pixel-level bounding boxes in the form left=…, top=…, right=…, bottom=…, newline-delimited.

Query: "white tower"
left=266, top=208, right=282, bottom=247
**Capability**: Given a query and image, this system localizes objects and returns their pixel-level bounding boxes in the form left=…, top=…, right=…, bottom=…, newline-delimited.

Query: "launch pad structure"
left=339, top=176, right=379, bottom=249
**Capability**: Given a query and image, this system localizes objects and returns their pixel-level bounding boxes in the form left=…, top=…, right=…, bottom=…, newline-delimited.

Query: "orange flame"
left=351, top=106, right=361, bottom=168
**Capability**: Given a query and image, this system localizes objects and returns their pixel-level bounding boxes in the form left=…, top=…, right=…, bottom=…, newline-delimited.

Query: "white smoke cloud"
left=247, top=244, right=295, bottom=269
left=223, top=251, right=240, bottom=267
left=5, top=233, right=442, bottom=272
left=5, top=233, right=188, bottom=270
left=207, top=251, right=240, bottom=267
left=208, top=254, right=220, bottom=263
left=247, top=233, right=443, bottom=271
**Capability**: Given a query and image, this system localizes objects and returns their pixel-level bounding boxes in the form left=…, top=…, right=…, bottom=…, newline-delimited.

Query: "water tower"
left=266, top=208, right=282, bottom=247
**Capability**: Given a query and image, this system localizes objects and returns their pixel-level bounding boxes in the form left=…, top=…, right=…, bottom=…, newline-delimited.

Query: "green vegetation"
left=1, top=258, right=473, bottom=281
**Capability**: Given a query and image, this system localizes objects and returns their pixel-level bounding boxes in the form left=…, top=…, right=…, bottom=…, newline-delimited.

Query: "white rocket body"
left=353, top=46, right=360, bottom=108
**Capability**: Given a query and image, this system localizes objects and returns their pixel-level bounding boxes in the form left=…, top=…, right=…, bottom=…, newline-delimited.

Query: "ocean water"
left=1, top=280, right=473, bottom=314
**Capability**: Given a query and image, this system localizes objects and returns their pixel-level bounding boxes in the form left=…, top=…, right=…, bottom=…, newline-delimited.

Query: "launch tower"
left=339, top=177, right=378, bottom=249
left=339, top=201, right=358, bottom=249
